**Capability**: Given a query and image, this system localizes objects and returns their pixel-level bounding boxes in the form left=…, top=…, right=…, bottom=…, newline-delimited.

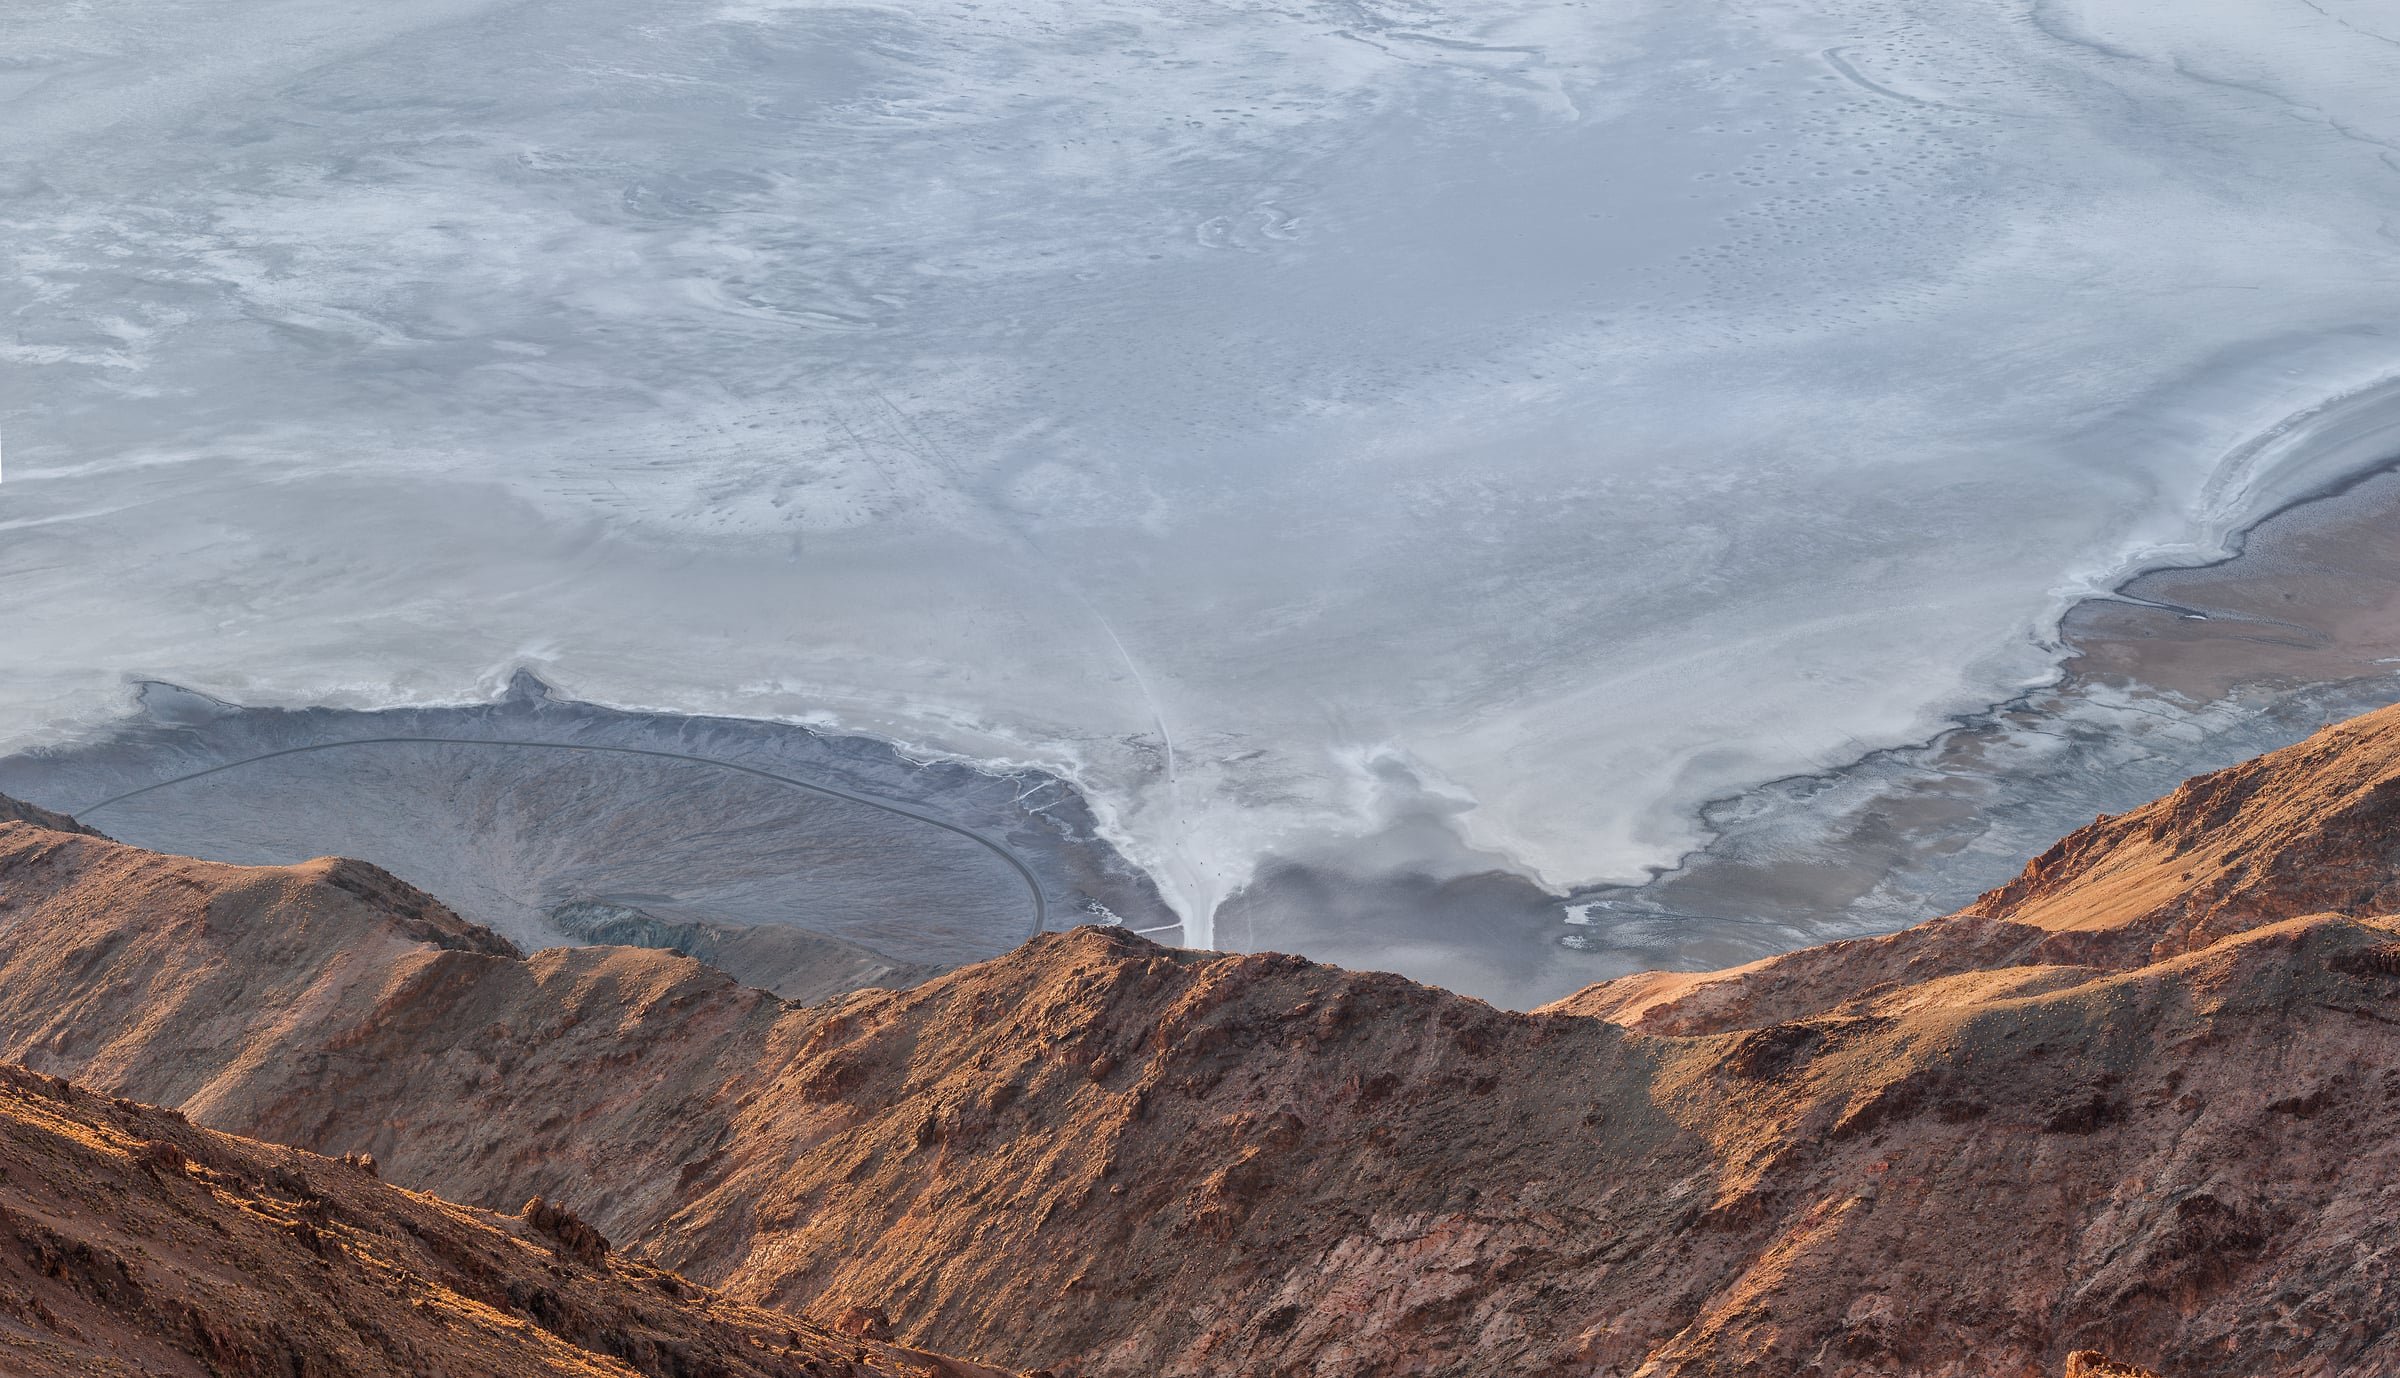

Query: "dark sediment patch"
left=548, top=899, right=951, bottom=1004
left=1216, top=860, right=1795, bottom=1010
left=1211, top=464, right=2400, bottom=1007
left=14, top=465, right=2400, bottom=1012
left=1554, top=462, right=2400, bottom=972
left=0, top=672, right=1174, bottom=997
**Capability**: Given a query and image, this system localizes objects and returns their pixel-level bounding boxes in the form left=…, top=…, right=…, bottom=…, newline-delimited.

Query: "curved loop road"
left=76, top=736, right=1050, bottom=941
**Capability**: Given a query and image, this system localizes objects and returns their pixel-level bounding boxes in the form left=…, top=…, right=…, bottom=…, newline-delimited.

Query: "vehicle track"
left=76, top=736, right=1051, bottom=942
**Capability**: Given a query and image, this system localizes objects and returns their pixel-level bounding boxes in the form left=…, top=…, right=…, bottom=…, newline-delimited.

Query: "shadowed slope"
left=0, top=795, right=102, bottom=839
left=0, top=1062, right=1000, bottom=1378
left=5, top=718, right=2400, bottom=1378
left=548, top=899, right=949, bottom=1006
left=0, top=820, right=789, bottom=1254
left=668, top=913, right=2400, bottom=1377
left=1546, top=701, right=2400, bottom=1034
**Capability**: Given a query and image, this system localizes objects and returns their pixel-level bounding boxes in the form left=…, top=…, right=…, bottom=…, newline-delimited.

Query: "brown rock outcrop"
left=0, top=794, right=102, bottom=839
left=0, top=819, right=785, bottom=1248
left=524, top=1195, right=612, bottom=1267
left=549, top=899, right=951, bottom=1006
left=0, top=1061, right=1000, bottom=1377
left=1546, top=704, right=2400, bottom=1034
left=9, top=696, right=2400, bottom=1376
left=2064, top=1354, right=2166, bottom=1378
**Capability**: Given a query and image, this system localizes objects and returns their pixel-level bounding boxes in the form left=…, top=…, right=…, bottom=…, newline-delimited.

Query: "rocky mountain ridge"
left=5, top=707, right=2400, bottom=1373
left=1548, top=703, right=2400, bottom=1034
left=0, top=1061, right=1002, bottom=1377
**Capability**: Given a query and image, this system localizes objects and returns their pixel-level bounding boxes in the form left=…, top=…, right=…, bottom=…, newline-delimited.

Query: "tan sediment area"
left=1591, top=463, right=2400, bottom=946
left=14, top=700, right=2400, bottom=1373
left=2064, top=464, right=2400, bottom=701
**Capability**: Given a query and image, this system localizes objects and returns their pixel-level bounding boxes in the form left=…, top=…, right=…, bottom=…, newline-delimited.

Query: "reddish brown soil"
left=1549, top=701, right=2400, bottom=1034
left=0, top=795, right=100, bottom=838
left=6, top=706, right=2400, bottom=1375
left=0, top=1062, right=1000, bottom=1377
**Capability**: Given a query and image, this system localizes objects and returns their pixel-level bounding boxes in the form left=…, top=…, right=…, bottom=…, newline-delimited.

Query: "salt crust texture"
left=3, top=0, right=2398, bottom=941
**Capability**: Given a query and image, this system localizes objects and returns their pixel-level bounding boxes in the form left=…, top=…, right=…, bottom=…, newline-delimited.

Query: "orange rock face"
left=2064, top=1354, right=2167, bottom=1378
left=1545, top=702, right=2400, bottom=1036
left=0, top=795, right=101, bottom=839
left=0, top=1063, right=1000, bottom=1377
left=7, top=706, right=2400, bottom=1375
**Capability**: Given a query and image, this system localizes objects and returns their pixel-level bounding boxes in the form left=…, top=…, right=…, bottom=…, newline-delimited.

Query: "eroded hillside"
left=0, top=1062, right=999, bottom=1377
left=4, top=708, right=2400, bottom=1374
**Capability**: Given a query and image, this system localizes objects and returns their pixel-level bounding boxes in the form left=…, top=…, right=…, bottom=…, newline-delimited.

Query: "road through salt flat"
left=1, top=0, right=2396, bottom=949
